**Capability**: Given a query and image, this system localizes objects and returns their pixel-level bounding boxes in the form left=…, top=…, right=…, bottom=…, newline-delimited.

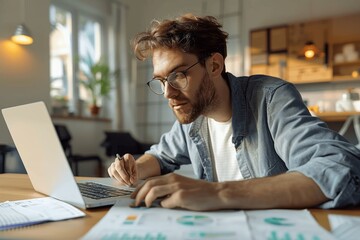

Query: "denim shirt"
left=146, top=73, right=360, bottom=208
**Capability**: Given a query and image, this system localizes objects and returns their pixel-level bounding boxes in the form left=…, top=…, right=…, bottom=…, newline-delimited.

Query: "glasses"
left=147, top=61, right=201, bottom=95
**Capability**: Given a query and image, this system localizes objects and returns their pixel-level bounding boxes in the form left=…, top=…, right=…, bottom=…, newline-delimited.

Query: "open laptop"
left=2, top=101, right=134, bottom=209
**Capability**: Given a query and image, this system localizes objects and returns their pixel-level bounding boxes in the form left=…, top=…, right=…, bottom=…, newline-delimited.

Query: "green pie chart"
left=177, top=215, right=213, bottom=226
left=264, top=217, right=295, bottom=226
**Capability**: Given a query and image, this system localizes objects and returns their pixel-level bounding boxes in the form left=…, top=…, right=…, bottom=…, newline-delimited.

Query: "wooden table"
left=0, top=174, right=109, bottom=240
left=1, top=173, right=360, bottom=239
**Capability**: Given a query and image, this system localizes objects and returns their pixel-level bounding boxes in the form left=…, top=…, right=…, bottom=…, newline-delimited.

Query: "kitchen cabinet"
left=332, top=41, right=360, bottom=79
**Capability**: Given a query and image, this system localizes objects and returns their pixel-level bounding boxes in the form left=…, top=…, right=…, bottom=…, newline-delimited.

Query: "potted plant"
left=78, top=57, right=118, bottom=116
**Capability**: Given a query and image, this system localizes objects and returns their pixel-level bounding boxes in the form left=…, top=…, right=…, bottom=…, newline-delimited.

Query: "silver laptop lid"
left=2, top=101, right=86, bottom=209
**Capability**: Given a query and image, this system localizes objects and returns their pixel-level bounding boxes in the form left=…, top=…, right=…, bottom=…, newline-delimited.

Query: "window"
left=50, top=4, right=104, bottom=115
left=78, top=15, right=102, bottom=103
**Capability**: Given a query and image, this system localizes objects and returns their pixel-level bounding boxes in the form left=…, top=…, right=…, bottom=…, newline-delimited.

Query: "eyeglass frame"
left=146, top=60, right=202, bottom=95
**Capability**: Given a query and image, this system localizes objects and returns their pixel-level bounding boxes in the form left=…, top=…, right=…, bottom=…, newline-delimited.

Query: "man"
left=108, top=14, right=360, bottom=211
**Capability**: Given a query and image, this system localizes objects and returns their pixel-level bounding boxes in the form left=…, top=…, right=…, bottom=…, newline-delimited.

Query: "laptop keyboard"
left=78, top=182, right=133, bottom=199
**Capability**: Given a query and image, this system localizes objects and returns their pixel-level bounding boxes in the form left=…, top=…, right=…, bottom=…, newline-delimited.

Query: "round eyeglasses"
left=147, top=61, right=201, bottom=95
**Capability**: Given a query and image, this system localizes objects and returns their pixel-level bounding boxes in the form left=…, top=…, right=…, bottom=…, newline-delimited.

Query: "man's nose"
left=163, top=82, right=178, bottom=99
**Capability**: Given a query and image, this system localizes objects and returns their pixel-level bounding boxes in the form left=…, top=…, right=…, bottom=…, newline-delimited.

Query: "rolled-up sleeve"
left=145, top=121, right=192, bottom=174
left=268, top=83, right=360, bottom=208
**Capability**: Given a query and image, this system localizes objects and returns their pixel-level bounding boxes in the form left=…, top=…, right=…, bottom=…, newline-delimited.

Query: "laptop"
left=2, top=101, right=134, bottom=209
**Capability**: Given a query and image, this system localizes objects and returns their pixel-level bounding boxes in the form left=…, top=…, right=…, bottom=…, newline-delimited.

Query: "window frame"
left=50, top=1, right=107, bottom=115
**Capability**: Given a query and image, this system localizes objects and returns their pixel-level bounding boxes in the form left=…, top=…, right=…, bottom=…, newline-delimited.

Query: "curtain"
left=108, top=1, right=136, bottom=134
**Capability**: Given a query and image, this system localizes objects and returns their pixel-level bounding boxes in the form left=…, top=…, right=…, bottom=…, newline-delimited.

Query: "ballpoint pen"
left=116, top=153, right=124, bottom=161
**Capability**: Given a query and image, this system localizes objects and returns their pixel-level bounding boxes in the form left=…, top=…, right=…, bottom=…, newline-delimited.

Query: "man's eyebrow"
left=153, top=63, right=187, bottom=78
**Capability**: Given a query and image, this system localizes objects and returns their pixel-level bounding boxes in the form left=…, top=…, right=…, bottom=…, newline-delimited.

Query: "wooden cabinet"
left=332, top=41, right=360, bottom=79
left=249, top=13, right=360, bottom=84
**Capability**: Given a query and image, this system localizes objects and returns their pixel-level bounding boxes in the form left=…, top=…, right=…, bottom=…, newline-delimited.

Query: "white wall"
left=0, top=0, right=51, bottom=145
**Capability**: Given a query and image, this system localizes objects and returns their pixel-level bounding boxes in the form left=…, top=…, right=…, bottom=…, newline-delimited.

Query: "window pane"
left=50, top=5, right=73, bottom=113
left=78, top=16, right=102, bottom=104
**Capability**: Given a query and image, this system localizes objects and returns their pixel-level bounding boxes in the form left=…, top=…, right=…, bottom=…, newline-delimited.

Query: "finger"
left=121, top=154, right=138, bottom=186
left=130, top=174, right=169, bottom=199
left=128, top=158, right=137, bottom=185
left=131, top=173, right=171, bottom=196
left=130, top=180, right=145, bottom=199
left=115, top=158, right=131, bottom=186
left=134, top=179, right=174, bottom=207
left=159, top=191, right=181, bottom=209
left=109, top=162, right=128, bottom=185
left=108, top=161, right=119, bottom=179
left=143, top=185, right=174, bottom=208
left=107, top=164, right=114, bottom=178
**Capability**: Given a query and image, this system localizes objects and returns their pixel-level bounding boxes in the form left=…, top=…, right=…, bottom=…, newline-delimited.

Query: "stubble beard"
left=173, top=72, right=218, bottom=124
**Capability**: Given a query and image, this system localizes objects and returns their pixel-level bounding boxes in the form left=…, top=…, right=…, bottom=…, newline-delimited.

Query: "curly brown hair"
left=132, top=14, right=229, bottom=72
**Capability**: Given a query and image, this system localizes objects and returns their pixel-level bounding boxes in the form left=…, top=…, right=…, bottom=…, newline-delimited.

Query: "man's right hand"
left=108, top=153, right=138, bottom=186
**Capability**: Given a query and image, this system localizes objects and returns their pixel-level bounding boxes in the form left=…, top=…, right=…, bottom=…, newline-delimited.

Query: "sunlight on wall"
left=0, top=40, right=35, bottom=82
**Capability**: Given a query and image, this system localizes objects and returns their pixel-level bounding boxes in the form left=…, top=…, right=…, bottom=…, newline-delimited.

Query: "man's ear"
left=206, top=52, right=224, bottom=78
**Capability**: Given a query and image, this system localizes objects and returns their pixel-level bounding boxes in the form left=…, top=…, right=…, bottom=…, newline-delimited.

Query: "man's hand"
left=108, top=153, right=138, bottom=186
left=130, top=172, right=329, bottom=211
left=131, top=173, right=223, bottom=211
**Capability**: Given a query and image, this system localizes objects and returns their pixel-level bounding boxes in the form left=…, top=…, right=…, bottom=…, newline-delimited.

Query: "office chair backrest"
left=101, top=131, right=146, bottom=157
left=53, top=124, right=73, bottom=157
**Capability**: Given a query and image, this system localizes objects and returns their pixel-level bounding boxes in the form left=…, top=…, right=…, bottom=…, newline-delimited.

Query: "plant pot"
left=89, top=105, right=100, bottom=116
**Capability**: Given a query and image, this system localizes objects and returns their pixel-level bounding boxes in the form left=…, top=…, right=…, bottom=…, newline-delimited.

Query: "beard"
left=173, top=72, right=218, bottom=124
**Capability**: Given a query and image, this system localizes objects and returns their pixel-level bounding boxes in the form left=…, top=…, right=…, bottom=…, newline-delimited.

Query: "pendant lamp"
left=11, top=24, right=34, bottom=45
left=11, top=0, right=33, bottom=45
left=301, top=41, right=319, bottom=59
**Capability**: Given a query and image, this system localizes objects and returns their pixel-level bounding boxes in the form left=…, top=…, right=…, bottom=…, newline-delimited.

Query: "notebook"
left=2, top=101, right=134, bottom=209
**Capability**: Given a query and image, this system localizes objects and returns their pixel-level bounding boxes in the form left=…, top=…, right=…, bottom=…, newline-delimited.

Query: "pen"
left=116, top=153, right=123, bottom=161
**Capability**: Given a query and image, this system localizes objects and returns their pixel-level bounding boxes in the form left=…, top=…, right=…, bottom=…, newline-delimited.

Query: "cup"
left=353, top=100, right=360, bottom=112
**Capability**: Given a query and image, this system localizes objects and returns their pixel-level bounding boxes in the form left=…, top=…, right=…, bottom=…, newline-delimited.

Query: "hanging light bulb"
left=11, top=24, right=34, bottom=45
left=11, top=0, right=33, bottom=45
left=301, top=41, right=319, bottom=59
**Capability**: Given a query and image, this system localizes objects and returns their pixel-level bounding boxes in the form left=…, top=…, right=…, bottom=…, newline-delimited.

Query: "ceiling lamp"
left=11, top=0, right=33, bottom=45
left=11, top=24, right=34, bottom=45
left=301, top=41, right=319, bottom=59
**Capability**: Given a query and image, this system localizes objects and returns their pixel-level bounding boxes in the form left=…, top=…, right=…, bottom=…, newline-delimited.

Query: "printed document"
left=0, top=197, right=85, bottom=230
left=246, top=209, right=336, bottom=240
left=329, top=214, right=360, bottom=240
left=82, top=198, right=252, bottom=240
left=82, top=199, right=336, bottom=240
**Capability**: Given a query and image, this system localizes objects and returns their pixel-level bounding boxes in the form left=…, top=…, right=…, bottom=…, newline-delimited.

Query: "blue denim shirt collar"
left=189, top=73, right=248, bottom=148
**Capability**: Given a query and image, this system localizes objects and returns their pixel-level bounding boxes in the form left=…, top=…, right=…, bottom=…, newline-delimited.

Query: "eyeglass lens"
left=148, top=60, right=201, bottom=95
left=149, top=71, right=187, bottom=94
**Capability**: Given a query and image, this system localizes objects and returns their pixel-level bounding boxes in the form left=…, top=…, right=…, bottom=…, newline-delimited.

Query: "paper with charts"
left=82, top=198, right=251, bottom=240
left=247, top=209, right=335, bottom=240
left=328, top=214, right=360, bottom=240
left=82, top=199, right=335, bottom=240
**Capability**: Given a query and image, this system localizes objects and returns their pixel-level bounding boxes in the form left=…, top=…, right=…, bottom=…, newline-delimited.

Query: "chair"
left=101, top=131, right=153, bottom=159
left=0, top=144, right=16, bottom=173
left=54, top=124, right=103, bottom=176
left=338, top=115, right=360, bottom=149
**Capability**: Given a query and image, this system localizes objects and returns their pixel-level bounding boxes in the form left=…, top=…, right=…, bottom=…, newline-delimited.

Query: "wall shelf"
left=288, top=76, right=360, bottom=85
left=315, top=111, right=360, bottom=122
left=250, top=15, right=360, bottom=84
left=333, top=60, right=360, bottom=67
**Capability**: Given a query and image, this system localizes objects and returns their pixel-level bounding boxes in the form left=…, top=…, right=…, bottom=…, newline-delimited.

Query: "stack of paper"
left=82, top=199, right=336, bottom=240
left=0, top=197, right=85, bottom=231
left=247, top=209, right=335, bottom=240
left=329, top=214, right=360, bottom=240
left=82, top=199, right=251, bottom=240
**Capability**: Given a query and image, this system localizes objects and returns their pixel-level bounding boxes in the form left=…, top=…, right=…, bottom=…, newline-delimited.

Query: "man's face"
left=152, top=49, right=218, bottom=124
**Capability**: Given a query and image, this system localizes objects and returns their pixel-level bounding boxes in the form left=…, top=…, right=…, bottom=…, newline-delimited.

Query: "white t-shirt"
left=208, top=118, right=243, bottom=182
